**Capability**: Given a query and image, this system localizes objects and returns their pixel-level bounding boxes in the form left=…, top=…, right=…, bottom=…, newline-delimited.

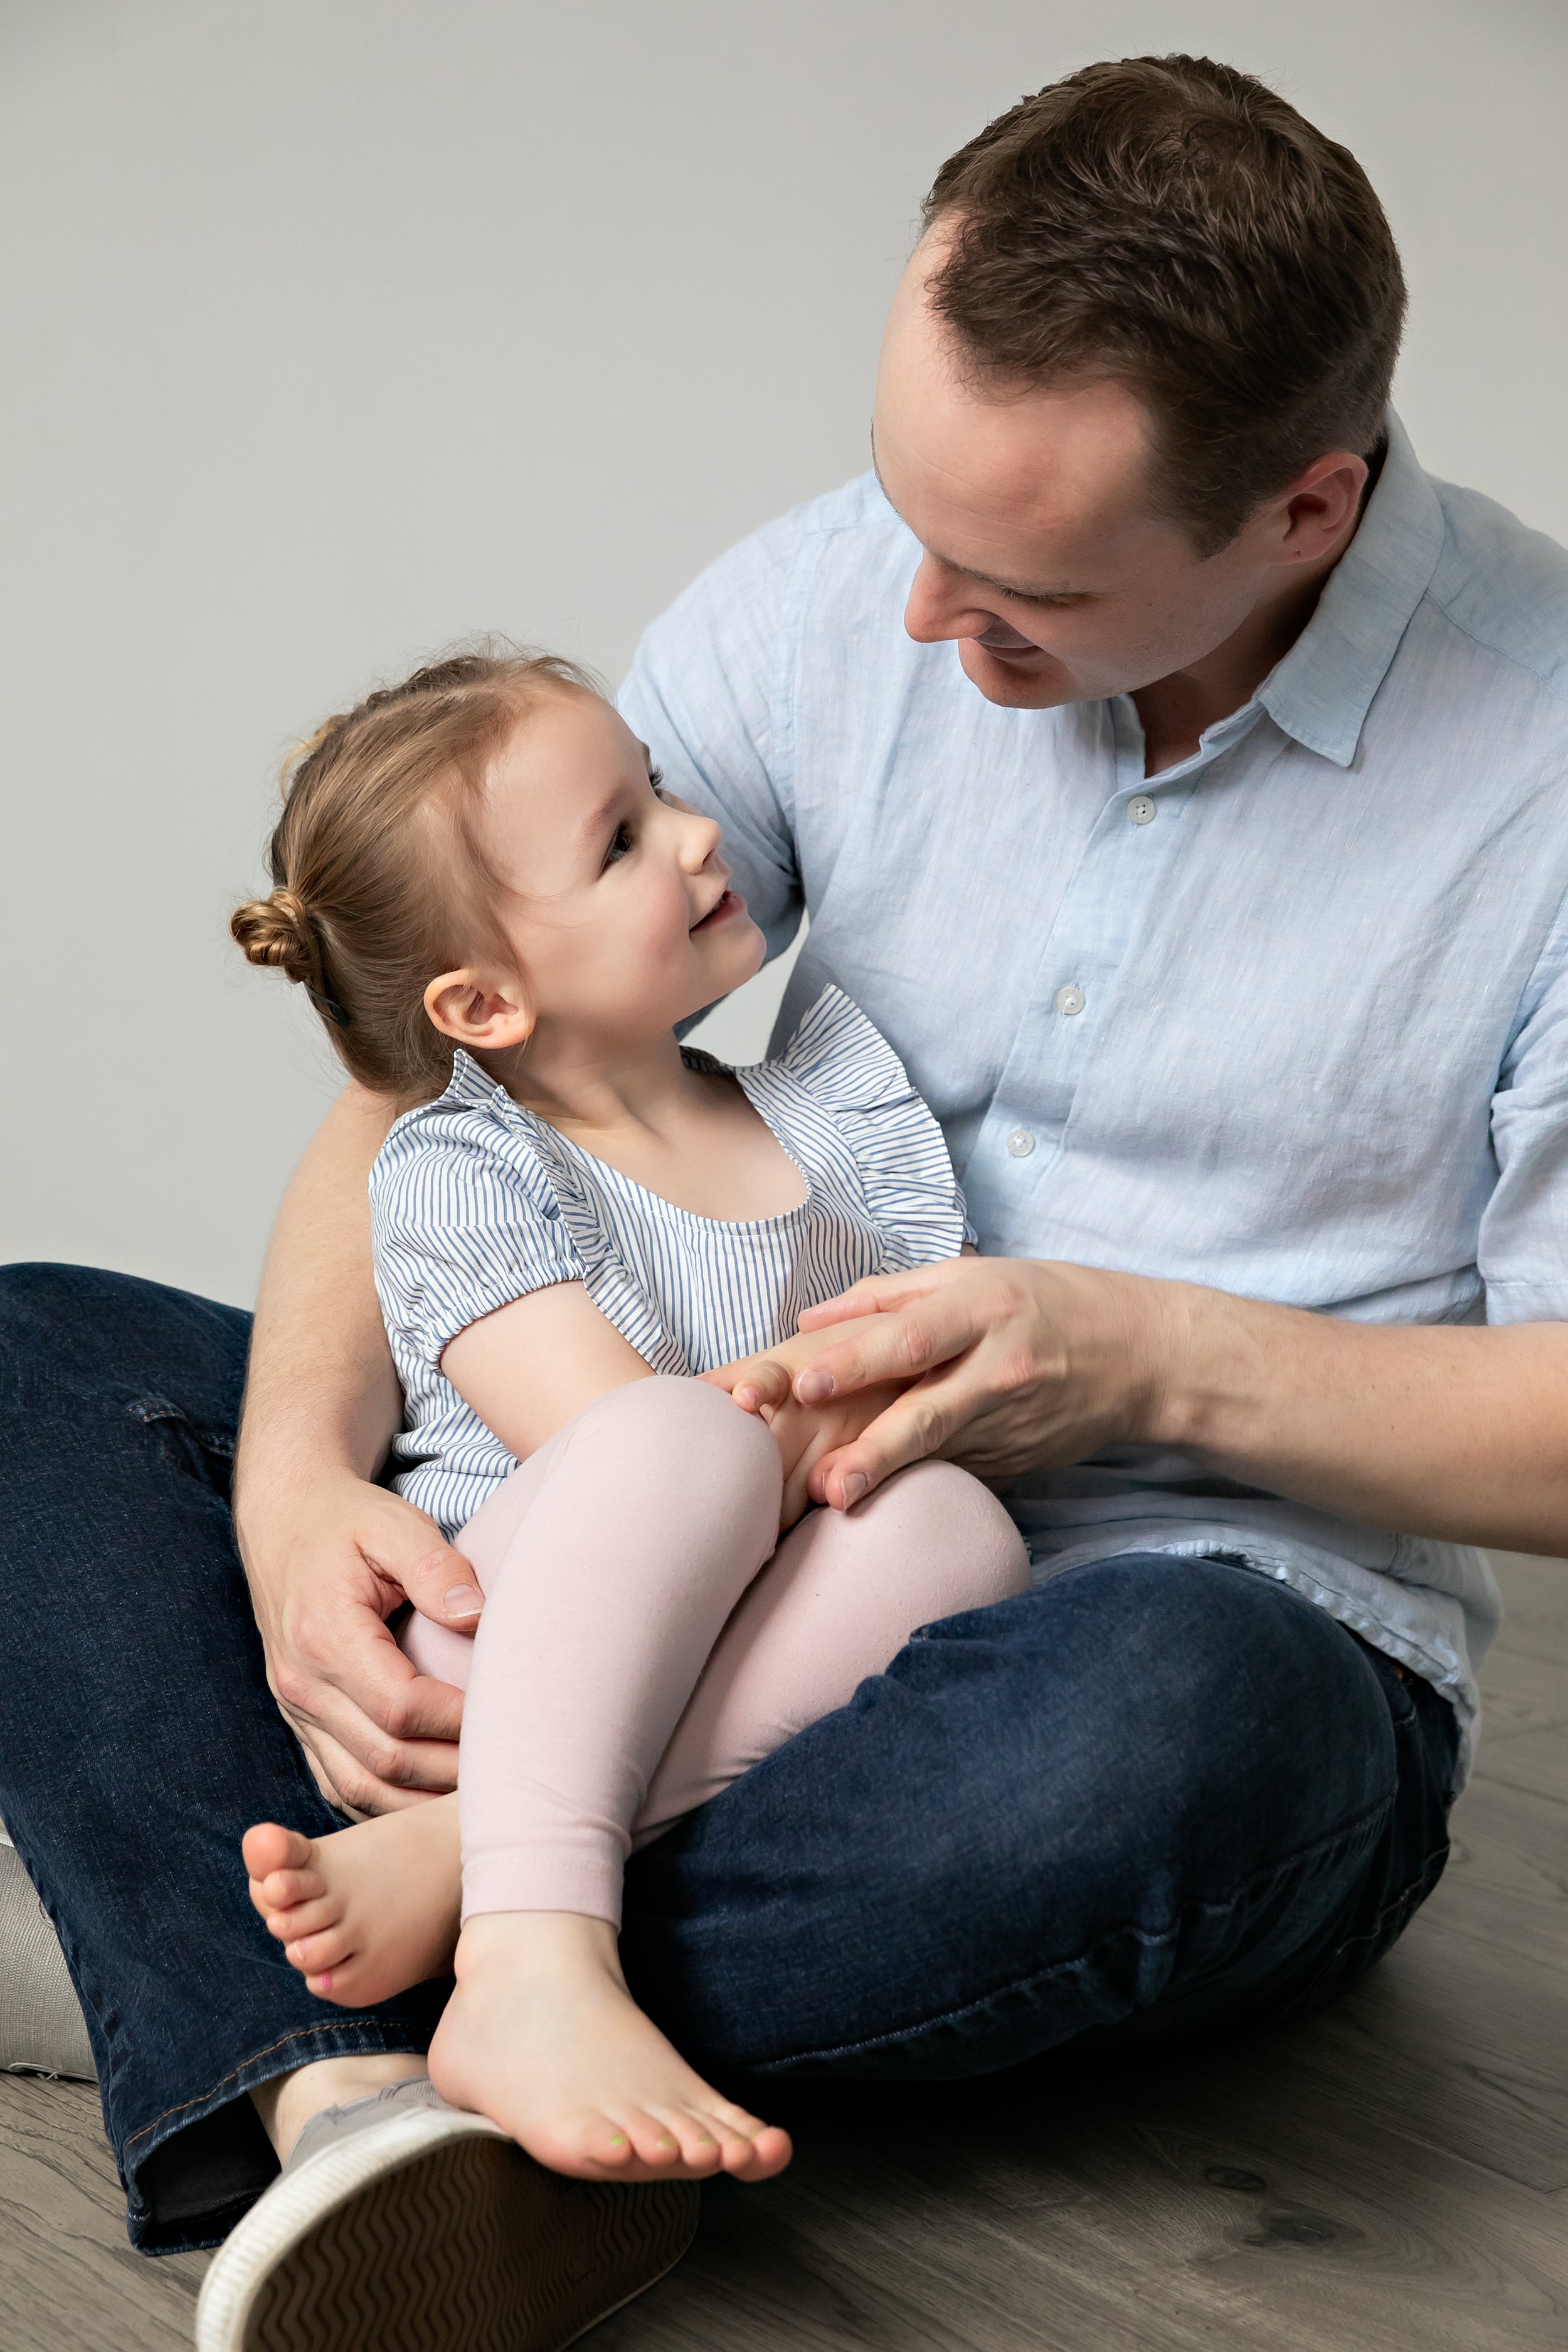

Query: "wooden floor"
left=3, top=1550, right=1564, bottom=2351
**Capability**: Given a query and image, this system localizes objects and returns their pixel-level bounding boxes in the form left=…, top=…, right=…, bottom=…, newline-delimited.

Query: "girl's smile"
left=691, top=886, right=745, bottom=934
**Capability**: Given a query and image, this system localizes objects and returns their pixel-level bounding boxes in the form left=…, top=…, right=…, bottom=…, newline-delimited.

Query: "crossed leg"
left=245, top=1377, right=1029, bottom=2178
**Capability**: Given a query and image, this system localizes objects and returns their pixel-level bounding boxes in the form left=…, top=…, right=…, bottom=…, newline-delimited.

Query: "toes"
left=697, top=2099, right=792, bottom=2179
left=617, top=2109, right=685, bottom=2169
left=262, top=1894, right=340, bottom=1944
left=573, top=2114, right=637, bottom=2170
left=712, top=2094, right=767, bottom=2135
left=242, top=1823, right=312, bottom=1882
left=258, top=1866, right=327, bottom=1911
left=302, top=1958, right=369, bottom=2004
left=646, top=2106, right=724, bottom=2173
left=284, top=1926, right=355, bottom=1975
left=728, top=2122, right=792, bottom=2180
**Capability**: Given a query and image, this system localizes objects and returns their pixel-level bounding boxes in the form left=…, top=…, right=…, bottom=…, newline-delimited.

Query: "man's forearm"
left=235, top=1085, right=401, bottom=1526
left=785, top=1257, right=1568, bottom=1553
left=1153, top=1285, right=1568, bottom=1555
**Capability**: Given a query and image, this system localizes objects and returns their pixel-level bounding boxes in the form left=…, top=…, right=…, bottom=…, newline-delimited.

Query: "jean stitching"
left=752, top=1786, right=1399, bottom=2073
left=1328, top=1835, right=1450, bottom=1959
left=125, top=1394, right=238, bottom=1460
left=121, top=2022, right=423, bottom=2154
left=1266, top=1835, right=1451, bottom=2022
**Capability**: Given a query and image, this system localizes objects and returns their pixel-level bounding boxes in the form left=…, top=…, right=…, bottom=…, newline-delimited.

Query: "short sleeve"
left=370, top=1095, right=585, bottom=1371
left=772, top=988, right=972, bottom=1266
left=1481, top=897, right=1568, bottom=1323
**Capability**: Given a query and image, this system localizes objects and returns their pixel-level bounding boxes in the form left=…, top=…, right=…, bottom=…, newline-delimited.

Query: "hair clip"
left=305, top=983, right=352, bottom=1030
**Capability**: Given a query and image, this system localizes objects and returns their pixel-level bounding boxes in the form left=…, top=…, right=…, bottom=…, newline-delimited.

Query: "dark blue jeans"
left=0, top=1264, right=1458, bottom=2252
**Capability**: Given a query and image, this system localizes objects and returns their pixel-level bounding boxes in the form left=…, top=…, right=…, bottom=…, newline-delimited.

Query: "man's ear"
left=1273, top=449, right=1371, bottom=563
left=423, top=967, right=535, bottom=1053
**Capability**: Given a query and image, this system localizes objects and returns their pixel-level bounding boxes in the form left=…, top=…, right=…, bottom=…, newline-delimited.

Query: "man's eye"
left=604, top=821, right=635, bottom=867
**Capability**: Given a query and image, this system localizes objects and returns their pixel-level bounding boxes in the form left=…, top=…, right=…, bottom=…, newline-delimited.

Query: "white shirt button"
left=1006, top=1127, right=1036, bottom=1158
left=1128, top=794, right=1157, bottom=825
left=1055, top=983, right=1086, bottom=1016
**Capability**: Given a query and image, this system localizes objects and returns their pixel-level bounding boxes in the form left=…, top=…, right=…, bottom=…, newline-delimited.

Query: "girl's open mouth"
left=691, top=889, right=741, bottom=933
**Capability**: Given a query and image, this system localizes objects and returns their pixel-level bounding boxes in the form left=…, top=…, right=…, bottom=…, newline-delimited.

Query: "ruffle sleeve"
left=370, top=1057, right=586, bottom=1371
left=764, top=987, right=972, bottom=1268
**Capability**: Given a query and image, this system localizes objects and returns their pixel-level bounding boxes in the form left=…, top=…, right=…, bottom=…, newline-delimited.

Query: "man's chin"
left=957, top=638, right=1081, bottom=710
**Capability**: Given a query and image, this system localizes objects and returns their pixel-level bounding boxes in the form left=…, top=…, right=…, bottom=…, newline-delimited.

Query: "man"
left=4, top=51, right=1565, bottom=2350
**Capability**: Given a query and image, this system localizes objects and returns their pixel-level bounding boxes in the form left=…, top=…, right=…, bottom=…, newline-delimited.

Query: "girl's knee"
left=580, top=1374, right=781, bottom=1493
left=872, top=1461, right=1031, bottom=1603
left=598, top=1372, right=773, bottom=1445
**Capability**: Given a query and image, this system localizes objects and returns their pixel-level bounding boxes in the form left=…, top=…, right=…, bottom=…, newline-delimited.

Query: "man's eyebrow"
left=952, top=562, right=1087, bottom=601
left=868, top=435, right=1086, bottom=603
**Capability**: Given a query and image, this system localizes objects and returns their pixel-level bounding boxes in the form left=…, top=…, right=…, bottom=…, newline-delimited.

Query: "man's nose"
left=903, top=554, right=1004, bottom=646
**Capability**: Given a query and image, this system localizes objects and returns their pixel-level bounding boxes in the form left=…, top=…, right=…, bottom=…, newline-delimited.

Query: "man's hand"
left=235, top=1466, right=486, bottom=1815
left=705, top=1313, right=942, bottom=1522
left=735, top=1254, right=1568, bottom=1560
left=763, top=1256, right=1170, bottom=1505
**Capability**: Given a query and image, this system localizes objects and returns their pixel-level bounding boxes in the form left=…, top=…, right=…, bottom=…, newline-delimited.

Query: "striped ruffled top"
left=371, top=987, right=972, bottom=1535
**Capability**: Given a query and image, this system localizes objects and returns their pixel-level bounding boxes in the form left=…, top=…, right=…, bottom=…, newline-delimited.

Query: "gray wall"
left=4, top=0, right=1566, bottom=1307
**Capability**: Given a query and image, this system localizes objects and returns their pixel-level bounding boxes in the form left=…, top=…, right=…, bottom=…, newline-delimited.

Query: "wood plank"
left=0, top=2076, right=206, bottom=2352
left=1443, top=1772, right=1568, bottom=1923
left=1471, top=1643, right=1568, bottom=1741
left=600, top=2041, right=1568, bottom=2352
left=1473, top=1730, right=1568, bottom=1808
left=1484, top=1553, right=1568, bottom=1667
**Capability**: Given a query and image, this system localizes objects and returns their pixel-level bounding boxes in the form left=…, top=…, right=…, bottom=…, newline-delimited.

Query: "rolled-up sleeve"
left=1481, top=892, right=1568, bottom=1323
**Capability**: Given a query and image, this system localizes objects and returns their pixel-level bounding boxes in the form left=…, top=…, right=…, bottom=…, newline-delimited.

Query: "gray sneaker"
left=194, top=2079, right=698, bottom=2352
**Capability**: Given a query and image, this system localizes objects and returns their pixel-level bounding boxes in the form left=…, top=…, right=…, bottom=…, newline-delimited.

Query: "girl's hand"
left=704, top=1316, right=914, bottom=1522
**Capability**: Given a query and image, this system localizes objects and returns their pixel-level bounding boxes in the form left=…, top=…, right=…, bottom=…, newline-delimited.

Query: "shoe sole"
left=194, top=2108, right=699, bottom=2352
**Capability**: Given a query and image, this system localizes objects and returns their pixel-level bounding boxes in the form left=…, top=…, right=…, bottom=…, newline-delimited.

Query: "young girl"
left=232, top=649, right=1029, bottom=2190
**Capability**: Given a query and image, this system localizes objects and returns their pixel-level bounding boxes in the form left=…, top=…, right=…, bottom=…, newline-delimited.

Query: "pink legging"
left=400, top=1377, right=1030, bottom=1927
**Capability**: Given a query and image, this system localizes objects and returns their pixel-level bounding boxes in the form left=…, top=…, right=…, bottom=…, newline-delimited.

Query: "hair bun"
left=230, top=887, right=317, bottom=982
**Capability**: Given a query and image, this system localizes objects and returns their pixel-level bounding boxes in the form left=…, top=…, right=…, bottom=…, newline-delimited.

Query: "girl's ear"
left=423, top=968, right=535, bottom=1053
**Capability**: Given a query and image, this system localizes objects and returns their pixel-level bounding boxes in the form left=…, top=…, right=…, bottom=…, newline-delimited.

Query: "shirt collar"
left=1255, top=411, right=1447, bottom=769
left=440, top=1046, right=509, bottom=1107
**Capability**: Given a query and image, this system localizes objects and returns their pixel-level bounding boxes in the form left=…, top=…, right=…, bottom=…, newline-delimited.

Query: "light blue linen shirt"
left=620, top=415, right=1568, bottom=1784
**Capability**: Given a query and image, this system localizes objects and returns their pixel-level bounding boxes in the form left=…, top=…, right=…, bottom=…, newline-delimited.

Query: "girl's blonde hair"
left=232, top=645, right=597, bottom=1100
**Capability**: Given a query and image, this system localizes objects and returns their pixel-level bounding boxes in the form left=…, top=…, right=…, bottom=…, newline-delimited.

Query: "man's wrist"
left=1128, top=1277, right=1318, bottom=1463
left=1111, top=1272, right=1236, bottom=1454
left=232, top=1449, right=364, bottom=1572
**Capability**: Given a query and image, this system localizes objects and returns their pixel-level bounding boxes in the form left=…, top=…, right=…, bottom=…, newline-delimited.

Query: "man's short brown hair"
left=923, top=55, right=1406, bottom=553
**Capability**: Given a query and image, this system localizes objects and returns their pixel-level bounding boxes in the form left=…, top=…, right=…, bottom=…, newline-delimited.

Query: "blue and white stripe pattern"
left=371, top=987, right=970, bottom=1535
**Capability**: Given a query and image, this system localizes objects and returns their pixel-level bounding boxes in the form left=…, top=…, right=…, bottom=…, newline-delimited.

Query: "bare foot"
left=243, top=1800, right=462, bottom=2006
left=428, top=1910, right=792, bottom=2186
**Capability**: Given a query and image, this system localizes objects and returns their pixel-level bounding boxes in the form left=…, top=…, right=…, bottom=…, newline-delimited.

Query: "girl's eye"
left=604, top=821, right=635, bottom=867
left=649, top=765, right=669, bottom=802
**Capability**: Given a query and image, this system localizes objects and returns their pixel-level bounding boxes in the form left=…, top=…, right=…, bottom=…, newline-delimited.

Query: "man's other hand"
left=236, top=1468, right=484, bottom=1814
left=784, top=1256, right=1170, bottom=1506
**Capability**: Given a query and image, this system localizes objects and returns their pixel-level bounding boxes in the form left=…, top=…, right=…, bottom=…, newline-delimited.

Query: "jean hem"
left=120, top=2018, right=431, bottom=2251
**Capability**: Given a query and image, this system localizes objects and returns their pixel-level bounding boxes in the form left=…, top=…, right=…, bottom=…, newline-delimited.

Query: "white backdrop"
left=3, top=0, right=1565, bottom=1306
